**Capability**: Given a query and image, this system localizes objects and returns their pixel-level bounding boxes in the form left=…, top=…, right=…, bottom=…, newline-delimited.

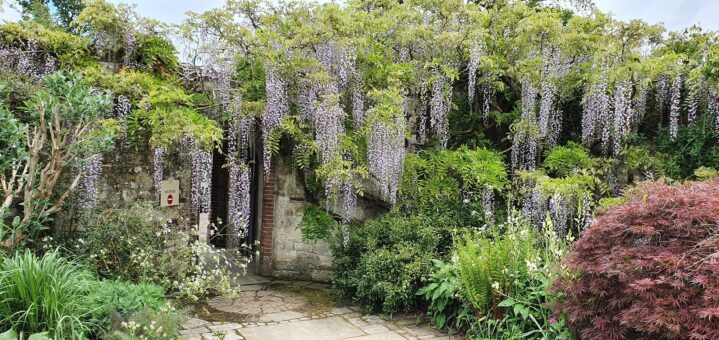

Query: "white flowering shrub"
left=51, top=204, right=254, bottom=302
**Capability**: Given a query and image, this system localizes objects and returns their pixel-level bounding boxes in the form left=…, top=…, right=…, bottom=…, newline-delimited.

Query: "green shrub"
left=543, top=142, right=596, bottom=177
left=455, top=217, right=538, bottom=315
left=659, top=112, right=719, bottom=178
left=108, top=304, right=184, bottom=340
left=0, top=250, right=99, bottom=338
left=400, top=146, right=508, bottom=223
left=54, top=204, right=245, bottom=302
left=331, top=213, right=441, bottom=314
left=130, top=35, right=179, bottom=75
left=417, top=259, right=472, bottom=332
left=88, top=280, right=166, bottom=331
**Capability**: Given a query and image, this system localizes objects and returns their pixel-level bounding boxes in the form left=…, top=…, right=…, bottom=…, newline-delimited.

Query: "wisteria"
left=316, top=42, right=356, bottom=90
left=669, top=74, right=682, bottom=141
left=538, top=80, right=558, bottom=145
left=112, top=95, right=131, bottom=121
left=521, top=187, right=546, bottom=228
left=709, top=90, right=719, bottom=128
left=521, top=78, right=538, bottom=121
left=191, top=145, right=213, bottom=213
left=340, top=176, right=356, bottom=224
left=78, top=154, right=103, bottom=210
left=480, top=82, right=493, bottom=126
left=581, top=69, right=609, bottom=146
left=612, top=80, right=634, bottom=155
left=0, top=39, right=57, bottom=82
left=430, top=74, right=452, bottom=147
left=153, top=147, right=165, bottom=193
left=481, top=187, right=494, bottom=223
left=655, top=74, right=670, bottom=113
left=467, top=42, right=483, bottom=110
left=226, top=96, right=253, bottom=248
left=418, top=87, right=430, bottom=143
left=123, top=30, right=136, bottom=66
left=314, top=83, right=345, bottom=165
left=634, top=82, right=649, bottom=125
left=686, top=81, right=702, bottom=124
left=511, top=125, right=538, bottom=171
left=227, top=165, right=251, bottom=248
left=368, top=118, right=406, bottom=205
left=261, top=64, right=289, bottom=176
left=549, top=193, right=570, bottom=238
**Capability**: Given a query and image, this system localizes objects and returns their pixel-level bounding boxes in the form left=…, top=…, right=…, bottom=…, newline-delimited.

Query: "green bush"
left=130, top=34, right=179, bottom=75
left=0, top=250, right=99, bottom=338
left=417, top=259, right=472, bottom=332
left=89, top=280, right=166, bottom=331
left=659, top=113, right=719, bottom=178
left=543, top=142, right=596, bottom=177
left=55, top=204, right=245, bottom=302
left=455, top=221, right=538, bottom=315
left=400, top=146, right=508, bottom=223
left=109, top=304, right=184, bottom=340
left=331, top=213, right=442, bottom=314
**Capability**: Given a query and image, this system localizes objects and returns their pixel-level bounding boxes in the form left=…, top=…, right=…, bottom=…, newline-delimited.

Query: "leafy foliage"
left=331, top=213, right=442, bottom=314
left=0, top=250, right=99, bottom=338
left=554, top=179, right=719, bottom=339
left=53, top=204, right=245, bottom=302
left=543, top=142, right=596, bottom=177
left=417, top=259, right=472, bottom=332
left=296, top=205, right=339, bottom=242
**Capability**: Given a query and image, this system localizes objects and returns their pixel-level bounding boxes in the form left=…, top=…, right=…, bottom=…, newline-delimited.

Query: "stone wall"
left=264, top=156, right=334, bottom=281
left=57, top=142, right=194, bottom=232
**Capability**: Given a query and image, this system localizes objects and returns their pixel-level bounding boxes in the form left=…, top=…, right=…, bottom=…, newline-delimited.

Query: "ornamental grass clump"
left=0, top=250, right=99, bottom=338
left=554, top=179, right=719, bottom=340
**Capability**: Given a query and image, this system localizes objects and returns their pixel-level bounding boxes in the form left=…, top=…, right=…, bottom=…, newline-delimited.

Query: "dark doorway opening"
left=209, top=141, right=259, bottom=253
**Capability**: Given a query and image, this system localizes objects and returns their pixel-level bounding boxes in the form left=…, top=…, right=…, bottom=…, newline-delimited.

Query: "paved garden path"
left=179, top=274, right=458, bottom=340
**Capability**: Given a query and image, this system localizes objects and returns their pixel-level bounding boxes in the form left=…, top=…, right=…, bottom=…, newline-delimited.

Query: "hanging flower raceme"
left=191, top=144, right=213, bottom=213
left=511, top=123, right=539, bottom=171
left=78, top=154, right=103, bottom=210
left=669, top=74, right=683, bottom=141
left=612, top=80, right=635, bottom=155
left=481, top=187, right=494, bottom=223
left=226, top=96, right=253, bottom=248
left=581, top=68, right=610, bottom=146
left=686, top=79, right=703, bottom=124
left=153, top=147, right=165, bottom=193
left=430, top=73, right=452, bottom=147
left=261, top=64, right=289, bottom=176
left=521, top=78, right=538, bottom=121
left=368, top=119, right=405, bottom=205
left=709, top=89, right=719, bottom=128
left=0, top=39, right=57, bottom=83
left=227, top=164, right=251, bottom=247
left=467, top=42, right=483, bottom=110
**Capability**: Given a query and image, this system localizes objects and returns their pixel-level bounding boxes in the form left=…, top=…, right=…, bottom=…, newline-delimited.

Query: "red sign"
left=167, top=195, right=174, bottom=205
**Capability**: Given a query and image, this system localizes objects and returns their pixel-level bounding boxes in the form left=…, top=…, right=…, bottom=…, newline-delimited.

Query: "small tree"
left=1, top=71, right=117, bottom=248
left=554, top=179, right=719, bottom=339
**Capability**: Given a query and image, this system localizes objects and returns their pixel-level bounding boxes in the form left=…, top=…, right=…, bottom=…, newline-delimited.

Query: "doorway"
left=209, top=142, right=259, bottom=253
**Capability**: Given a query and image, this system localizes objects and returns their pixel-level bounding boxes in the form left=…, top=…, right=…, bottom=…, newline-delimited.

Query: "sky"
left=0, top=0, right=718, bottom=33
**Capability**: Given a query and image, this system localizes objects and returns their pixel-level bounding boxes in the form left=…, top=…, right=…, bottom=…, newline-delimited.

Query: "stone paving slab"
left=239, top=317, right=365, bottom=340
left=182, top=275, right=458, bottom=340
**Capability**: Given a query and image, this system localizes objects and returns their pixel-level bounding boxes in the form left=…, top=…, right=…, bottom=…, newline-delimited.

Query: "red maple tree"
left=554, top=179, right=719, bottom=340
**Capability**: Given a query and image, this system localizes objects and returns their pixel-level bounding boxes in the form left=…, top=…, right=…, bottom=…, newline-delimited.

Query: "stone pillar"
left=259, top=164, right=276, bottom=276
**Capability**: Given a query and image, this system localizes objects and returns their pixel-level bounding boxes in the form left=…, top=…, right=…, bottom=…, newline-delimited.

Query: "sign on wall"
left=160, top=180, right=180, bottom=207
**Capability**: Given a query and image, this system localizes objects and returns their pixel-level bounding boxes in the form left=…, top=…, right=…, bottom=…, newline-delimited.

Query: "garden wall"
left=259, top=154, right=385, bottom=282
